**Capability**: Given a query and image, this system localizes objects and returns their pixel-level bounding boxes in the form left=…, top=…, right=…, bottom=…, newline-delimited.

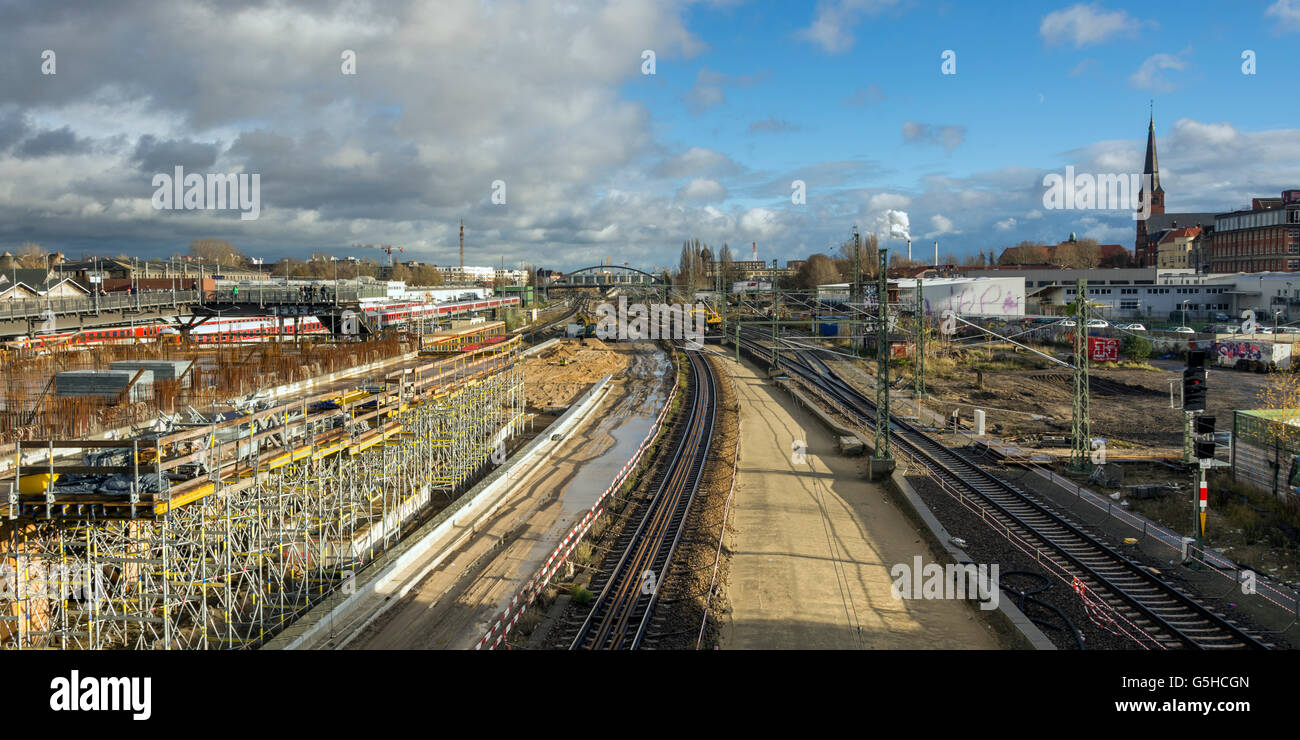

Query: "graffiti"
left=1217, top=341, right=1264, bottom=361
left=1088, top=337, right=1119, bottom=362
left=926, top=283, right=1024, bottom=317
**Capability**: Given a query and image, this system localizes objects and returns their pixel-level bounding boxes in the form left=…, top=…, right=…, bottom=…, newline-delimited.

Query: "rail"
left=735, top=329, right=1269, bottom=649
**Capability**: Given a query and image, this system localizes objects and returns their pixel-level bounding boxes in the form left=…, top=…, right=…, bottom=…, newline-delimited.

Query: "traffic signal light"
left=1183, top=367, right=1206, bottom=411
left=1194, top=415, right=1216, bottom=435
left=1195, top=415, right=1217, bottom=460
left=1188, top=349, right=1206, bottom=369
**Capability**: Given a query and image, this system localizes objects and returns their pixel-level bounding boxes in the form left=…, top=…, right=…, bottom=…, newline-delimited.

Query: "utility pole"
left=873, top=248, right=893, bottom=474
left=770, top=284, right=779, bottom=371
left=851, top=228, right=862, bottom=356
left=1070, top=279, right=1092, bottom=473
left=915, top=276, right=925, bottom=403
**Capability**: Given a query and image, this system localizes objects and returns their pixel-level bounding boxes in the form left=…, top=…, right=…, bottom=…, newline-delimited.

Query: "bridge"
left=549, top=265, right=662, bottom=288
left=0, top=284, right=389, bottom=337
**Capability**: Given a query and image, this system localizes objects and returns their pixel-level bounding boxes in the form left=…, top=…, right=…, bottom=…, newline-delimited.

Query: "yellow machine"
left=692, top=305, right=723, bottom=326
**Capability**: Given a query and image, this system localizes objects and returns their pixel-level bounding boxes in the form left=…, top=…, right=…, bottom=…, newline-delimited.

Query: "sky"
left=1, top=0, right=1298, bottom=272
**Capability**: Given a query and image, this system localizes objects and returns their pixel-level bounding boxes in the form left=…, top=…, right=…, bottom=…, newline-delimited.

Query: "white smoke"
left=873, top=209, right=911, bottom=242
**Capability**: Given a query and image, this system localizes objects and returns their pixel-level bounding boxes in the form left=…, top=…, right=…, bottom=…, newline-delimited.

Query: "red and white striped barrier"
left=476, top=363, right=682, bottom=650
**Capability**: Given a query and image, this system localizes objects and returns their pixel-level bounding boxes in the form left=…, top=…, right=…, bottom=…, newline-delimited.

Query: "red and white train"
left=2, top=296, right=520, bottom=350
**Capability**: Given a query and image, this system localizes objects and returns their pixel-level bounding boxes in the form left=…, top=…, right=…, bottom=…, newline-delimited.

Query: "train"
left=2, top=296, right=520, bottom=350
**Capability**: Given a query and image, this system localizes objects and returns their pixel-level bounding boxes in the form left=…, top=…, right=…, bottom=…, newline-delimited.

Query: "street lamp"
left=1180, top=299, right=1189, bottom=329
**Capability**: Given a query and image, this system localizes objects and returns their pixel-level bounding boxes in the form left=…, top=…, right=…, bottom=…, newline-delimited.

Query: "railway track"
left=736, top=329, right=1269, bottom=650
left=570, top=344, right=717, bottom=650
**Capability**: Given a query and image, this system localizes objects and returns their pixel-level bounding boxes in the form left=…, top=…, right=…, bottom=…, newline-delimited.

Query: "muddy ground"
left=918, top=348, right=1273, bottom=456
left=522, top=339, right=648, bottom=409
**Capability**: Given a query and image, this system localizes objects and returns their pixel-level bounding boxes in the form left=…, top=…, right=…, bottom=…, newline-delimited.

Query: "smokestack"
left=934, top=241, right=939, bottom=266
left=752, top=242, right=757, bottom=262
left=459, top=220, right=465, bottom=277
left=907, top=238, right=912, bottom=263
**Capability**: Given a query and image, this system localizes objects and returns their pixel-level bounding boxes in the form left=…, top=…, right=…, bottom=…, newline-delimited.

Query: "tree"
left=717, top=242, right=735, bottom=287
left=998, top=240, right=1050, bottom=265
left=189, top=239, right=247, bottom=267
left=16, top=242, right=48, bottom=268
left=836, top=231, right=880, bottom=279
left=676, top=238, right=708, bottom=295
left=1121, top=334, right=1152, bottom=362
left=795, top=253, right=840, bottom=288
left=1052, top=237, right=1101, bottom=268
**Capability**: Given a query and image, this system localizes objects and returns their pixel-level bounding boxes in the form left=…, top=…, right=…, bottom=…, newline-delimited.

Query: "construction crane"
left=353, top=244, right=404, bottom=267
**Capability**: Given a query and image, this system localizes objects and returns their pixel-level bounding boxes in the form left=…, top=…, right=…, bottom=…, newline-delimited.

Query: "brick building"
left=1210, top=191, right=1300, bottom=273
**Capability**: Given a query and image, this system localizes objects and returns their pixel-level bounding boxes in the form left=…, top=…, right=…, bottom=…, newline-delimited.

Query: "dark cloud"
left=132, top=135, right=221, bottom=173
left=14, top=125, right=89, bottom=158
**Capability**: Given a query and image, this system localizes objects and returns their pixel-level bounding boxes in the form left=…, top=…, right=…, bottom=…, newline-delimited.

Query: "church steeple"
left=1143, top=111, right=1163, bottom=194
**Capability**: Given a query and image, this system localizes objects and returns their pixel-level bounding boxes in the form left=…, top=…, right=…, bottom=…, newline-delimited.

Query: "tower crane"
left=353, top=244, right=404, bottom=267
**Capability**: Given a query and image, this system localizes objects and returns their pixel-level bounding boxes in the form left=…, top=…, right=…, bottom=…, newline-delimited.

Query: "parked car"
left=1171, top=326, right=1195, bottom=334
left=1118, top=323, right=1146, bottom=331
left=1057, top=319, right=1076, bottom=327
left=1211, top=311, right=1231, bottom=323
left=1086, top=319, right=1110, bottom=328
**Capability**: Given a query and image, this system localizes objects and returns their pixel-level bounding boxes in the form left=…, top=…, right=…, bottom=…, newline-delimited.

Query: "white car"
left=1057, top=319, right=1076, bottom=327
left=1171, top=326, right=1195, bottom=334
left=1086, top=319, right=1110, bottom=328
left=1119, top=323, right=1146, bottom=331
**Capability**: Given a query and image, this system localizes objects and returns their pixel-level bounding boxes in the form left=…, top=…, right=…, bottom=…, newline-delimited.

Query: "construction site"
left=0, top=316, right=526, bottom=649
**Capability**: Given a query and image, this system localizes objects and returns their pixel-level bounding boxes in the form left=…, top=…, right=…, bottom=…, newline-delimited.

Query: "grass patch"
left=570, top=583, right=594, bottom=606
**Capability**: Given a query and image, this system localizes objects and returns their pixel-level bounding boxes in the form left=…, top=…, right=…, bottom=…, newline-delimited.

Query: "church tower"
left=1135, top=112, right=1166, bottom=265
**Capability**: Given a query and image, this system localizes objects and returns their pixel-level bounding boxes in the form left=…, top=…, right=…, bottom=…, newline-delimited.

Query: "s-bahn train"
left=2, top=296, right=520, bottom=350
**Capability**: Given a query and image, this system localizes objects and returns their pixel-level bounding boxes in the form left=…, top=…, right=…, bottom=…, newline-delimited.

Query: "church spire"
left=1143, top=107, right=1162, bottom=194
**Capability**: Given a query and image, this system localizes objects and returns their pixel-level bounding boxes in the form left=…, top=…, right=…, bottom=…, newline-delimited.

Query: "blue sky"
left=1, top=0, right=1298, bottom=269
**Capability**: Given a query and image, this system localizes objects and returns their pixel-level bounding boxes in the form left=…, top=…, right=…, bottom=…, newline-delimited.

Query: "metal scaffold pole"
left=1, top=336, right=525, bottom=650
left=1070, top=278, right=1092, bottom=473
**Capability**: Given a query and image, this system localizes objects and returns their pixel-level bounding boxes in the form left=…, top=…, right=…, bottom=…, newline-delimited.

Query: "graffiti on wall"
left=1217, top=341, right=1264, bottom=362
left=1089, top=337, right=1119, bottom=362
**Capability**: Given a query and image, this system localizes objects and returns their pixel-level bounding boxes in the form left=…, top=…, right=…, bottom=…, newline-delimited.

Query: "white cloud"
left=683, top=68, right=766, bottom=114
left=1266, top=0, right=1300, bottom=32
left=796, top=0, right=903, bottom=54
left=902, top=121, right=966, bottom=152
left=1129, top=48, right=1191, bottom=93
left=995, top=217, right=1017, bottom=231
left=676, top=178, right=727, bottom=202
left=925, top=214, right=959, bottom=238
left=739, top=207, right=784, bottom=239
left=867, top=192, right=911, bottom=211
left=1040, top=3, right=1145, bottom=47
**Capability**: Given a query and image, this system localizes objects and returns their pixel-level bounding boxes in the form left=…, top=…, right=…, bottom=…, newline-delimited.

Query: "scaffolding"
left=1, top=336, right=524, bottom=649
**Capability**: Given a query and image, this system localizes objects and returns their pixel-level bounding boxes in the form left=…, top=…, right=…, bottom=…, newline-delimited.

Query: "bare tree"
left=16, top=242, right=48, bottom=269
left=189, top=238, right=247, bottom=267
